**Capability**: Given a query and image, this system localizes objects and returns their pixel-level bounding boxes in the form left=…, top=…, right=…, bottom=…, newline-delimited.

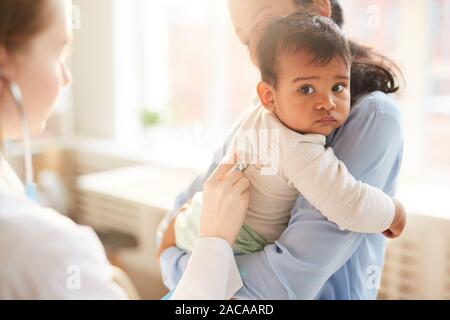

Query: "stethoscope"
left=0, top=71, right=37, bottom=201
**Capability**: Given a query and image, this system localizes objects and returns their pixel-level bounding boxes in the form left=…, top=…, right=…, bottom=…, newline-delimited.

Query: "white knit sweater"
left=228, top=104, right=395, bottom=243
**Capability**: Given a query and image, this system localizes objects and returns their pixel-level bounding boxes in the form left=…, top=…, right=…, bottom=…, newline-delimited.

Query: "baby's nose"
left=316, top=97, right=337, bottom=111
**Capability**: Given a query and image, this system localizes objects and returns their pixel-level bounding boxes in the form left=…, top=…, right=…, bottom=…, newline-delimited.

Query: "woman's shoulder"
left=351, top=91, right=402, bottom=128
left=328, top=91, right=404, bottom=154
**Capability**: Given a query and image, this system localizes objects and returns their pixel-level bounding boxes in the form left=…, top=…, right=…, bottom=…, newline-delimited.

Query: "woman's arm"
left=160, top=92, right=404, bottom=299
left=233, top=92, right=404, bottom=299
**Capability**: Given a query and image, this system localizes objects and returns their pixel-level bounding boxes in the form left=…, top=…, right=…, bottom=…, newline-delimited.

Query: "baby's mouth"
left=315, top=116, right=337, bottom=125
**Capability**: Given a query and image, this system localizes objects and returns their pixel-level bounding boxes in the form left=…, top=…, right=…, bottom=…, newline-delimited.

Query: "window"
left=112, top=0, right=259, bottom=168
left=426, top=0, right=450, bottom=176
left=109, top=0, right=450, bottom=216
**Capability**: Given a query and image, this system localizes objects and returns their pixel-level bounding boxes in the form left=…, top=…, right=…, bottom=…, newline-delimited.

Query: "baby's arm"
left=283, top=140, right=405, bottom=235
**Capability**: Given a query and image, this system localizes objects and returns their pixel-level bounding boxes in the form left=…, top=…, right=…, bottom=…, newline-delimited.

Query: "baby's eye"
left=298, top=85, right=315, bottom=95
left=332, top=83, right=346, bottom=93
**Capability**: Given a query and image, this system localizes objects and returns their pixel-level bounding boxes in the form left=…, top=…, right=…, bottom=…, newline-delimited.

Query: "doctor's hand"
left=199, top=159, right=251, bottom=246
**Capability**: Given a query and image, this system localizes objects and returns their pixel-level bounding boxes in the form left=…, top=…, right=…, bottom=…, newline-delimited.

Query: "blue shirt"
left=159, top=91, right=404, bottom=300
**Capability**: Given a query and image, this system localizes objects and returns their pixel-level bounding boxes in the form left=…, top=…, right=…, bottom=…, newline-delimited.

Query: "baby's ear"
left=257, top=81, right=276, bottom=112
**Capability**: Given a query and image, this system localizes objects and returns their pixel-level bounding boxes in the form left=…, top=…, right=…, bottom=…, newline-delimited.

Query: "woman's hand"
left=157, top=217, right=177, bottom=260
left=199, top=160, right=251, bottom=246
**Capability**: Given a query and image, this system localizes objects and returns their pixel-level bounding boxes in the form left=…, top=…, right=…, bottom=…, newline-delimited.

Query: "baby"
left=174, top=12, right=406, bottom=254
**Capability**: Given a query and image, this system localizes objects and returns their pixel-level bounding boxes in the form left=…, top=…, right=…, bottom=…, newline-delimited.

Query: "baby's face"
left=271, top=51, right=351, bottom=136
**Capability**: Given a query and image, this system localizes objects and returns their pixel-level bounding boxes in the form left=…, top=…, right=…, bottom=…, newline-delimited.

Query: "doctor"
left=0, top=0, right=248, bottom=299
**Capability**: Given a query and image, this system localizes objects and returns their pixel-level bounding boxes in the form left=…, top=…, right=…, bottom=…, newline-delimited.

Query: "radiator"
left=378, top=214, right=450, bottom=300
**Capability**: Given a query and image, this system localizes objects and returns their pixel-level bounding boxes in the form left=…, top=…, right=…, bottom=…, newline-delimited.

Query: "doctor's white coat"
left=0, top=155, right=242, bottom=300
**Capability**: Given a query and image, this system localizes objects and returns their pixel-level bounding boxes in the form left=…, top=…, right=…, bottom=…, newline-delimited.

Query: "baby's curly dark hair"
left=258, top=12, right=351, bottom=88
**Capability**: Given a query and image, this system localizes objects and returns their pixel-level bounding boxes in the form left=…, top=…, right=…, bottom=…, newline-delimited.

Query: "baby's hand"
left=383, top=199, right=407, bottom=239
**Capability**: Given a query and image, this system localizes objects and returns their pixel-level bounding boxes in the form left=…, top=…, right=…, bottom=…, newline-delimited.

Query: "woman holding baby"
left=0, top=0, right=405, bottom=300
left=158, top=0, right=406, bottom=300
